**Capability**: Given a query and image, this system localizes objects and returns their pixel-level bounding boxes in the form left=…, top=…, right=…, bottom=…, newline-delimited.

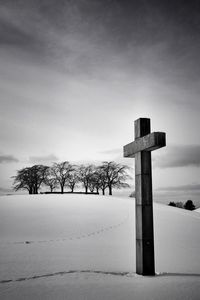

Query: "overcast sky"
left=1, top=0, right=200, bottom=204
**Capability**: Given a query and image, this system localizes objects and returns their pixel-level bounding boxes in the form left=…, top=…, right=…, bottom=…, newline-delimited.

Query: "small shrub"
left=175, top=202, right=184, bottom=208
left=168, top=202, right=176, bottom=207
left=184, top=200, right=195, bottom=211
left=129, top=191, right=135, bottom=198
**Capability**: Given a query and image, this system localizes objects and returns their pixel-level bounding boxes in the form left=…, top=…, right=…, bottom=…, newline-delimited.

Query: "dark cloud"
left=0, top=19, right=37, bottom=47
left=155, top=145, right=200, bottom=168
left=1, top=0, right=200, bottom=74
left=103, top=144, right=200, bottom=169
left=0, top=0, right=199, bottom=95
left=0, top=155, right=18, bottom=163
left=29, top=154, right=58, bottom=164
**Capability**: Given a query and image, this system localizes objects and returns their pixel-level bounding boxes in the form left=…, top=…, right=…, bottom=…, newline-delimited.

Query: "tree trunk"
left=109, top=185, right=112, bottom=195
left=34, top=186, right=38, bottom=194
left=85, top=186, right=88, bottom=194
left=61, top=185, right=64, bottom=194
left=102, top=188, right=105, bottom=195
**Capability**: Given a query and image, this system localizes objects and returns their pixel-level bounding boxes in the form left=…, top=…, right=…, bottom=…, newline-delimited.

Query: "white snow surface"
left=0, top=194, right=200, bottom=300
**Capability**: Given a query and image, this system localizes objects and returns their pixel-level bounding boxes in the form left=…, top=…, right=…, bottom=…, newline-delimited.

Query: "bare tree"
left=88, top=171, right=99, bottom=193
left=94, top=166, right=108, bottom=195
left=12, top=167, right=34, bottom=194
left=51, top=161, right=74, bottom=193
left=78, top=164, right=95, bottom=194
left=31, top=165, right=49, bottom=194
left=12, top=161, right=131, bottom=196
left=43, top=167, right=58, bottom=192
left=13, top=165, right=48, bottom=194
left=65, top=166, right=79, bottom=192
left=101, top=161, right=130, bottom=195
left=82, top=166, right=101, bottom=193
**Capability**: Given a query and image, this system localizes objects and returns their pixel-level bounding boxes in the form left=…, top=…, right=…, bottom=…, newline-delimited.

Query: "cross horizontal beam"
left=123, top=132, right=166, bottom=158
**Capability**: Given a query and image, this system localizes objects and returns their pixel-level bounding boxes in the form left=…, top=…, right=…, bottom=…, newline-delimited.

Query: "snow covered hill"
left=0, top=194, right=200, bottom=300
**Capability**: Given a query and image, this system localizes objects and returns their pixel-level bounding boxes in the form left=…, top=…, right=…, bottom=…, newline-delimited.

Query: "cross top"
left=124, top=118, right=166, bottom=158
left=135, top=118, right=151, bottom=139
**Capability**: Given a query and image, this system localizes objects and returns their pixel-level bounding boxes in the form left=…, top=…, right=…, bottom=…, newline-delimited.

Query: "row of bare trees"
left=12, top=161, right=130, bottom=196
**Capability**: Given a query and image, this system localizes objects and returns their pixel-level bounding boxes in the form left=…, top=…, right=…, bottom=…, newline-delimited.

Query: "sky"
left=0, top=0, right=200, bottom=205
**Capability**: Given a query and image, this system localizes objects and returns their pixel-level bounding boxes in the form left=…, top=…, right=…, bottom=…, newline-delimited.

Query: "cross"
left=123, top=118, right=166, bottom=275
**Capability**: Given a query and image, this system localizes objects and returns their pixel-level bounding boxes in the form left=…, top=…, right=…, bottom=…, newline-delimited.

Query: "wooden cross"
left=123, top=118, right=166, bottom=275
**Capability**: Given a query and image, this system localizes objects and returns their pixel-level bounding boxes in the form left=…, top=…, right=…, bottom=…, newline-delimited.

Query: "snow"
left=0, top=194, right=200, bottom=299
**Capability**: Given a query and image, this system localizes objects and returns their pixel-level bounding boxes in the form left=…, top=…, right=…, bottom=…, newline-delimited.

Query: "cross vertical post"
left=123, top=118, right=166, bottom=276
left=135, top=118, right=154, bottom=275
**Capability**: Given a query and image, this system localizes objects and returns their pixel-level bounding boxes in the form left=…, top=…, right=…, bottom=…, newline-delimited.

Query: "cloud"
left=29, top=154, right=58, bottom=164
left=103, top=144, right=200, bottom=170
left=154, top=145, right=200, bottom=168
left=155, top=184, right=200, bottom=206
left=1, top=0, right=200, bottom=92
left=0, top=155, right=18, bottom=163
left=100, top=148, right=121, bottom=155
left=100, top=144, right=200, bottom=170
left=157, top=184, right=200, bottom=192
left=0, top=4, right=49, bottom=59
left=0, top=187, right=12, bottom=193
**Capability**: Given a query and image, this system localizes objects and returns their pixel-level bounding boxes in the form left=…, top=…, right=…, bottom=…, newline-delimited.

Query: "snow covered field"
left=0, top=194, right=200, bottom=299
